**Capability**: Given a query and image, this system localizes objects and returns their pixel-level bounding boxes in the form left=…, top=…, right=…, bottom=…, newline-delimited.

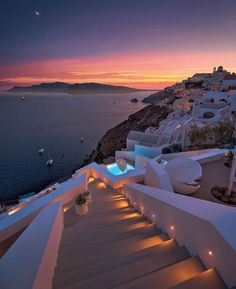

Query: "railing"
left=0, top=201, right=63, bottom=289
left=0, top=173, right=87, bottom=244
left=75, top=162, right=145, bottom=189
left=124, top=183, right=236, bottom=288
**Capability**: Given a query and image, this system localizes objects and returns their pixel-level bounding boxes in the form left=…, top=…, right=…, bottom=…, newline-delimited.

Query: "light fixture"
left=152, top=214, right=156, bottom=218
left=208, top=250, right=213, bottom=256
left=170, top=225, right=174, bottom=230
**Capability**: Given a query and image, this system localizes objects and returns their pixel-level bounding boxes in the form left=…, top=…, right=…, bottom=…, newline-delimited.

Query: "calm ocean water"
left=0, top=91, right=151, bottom=201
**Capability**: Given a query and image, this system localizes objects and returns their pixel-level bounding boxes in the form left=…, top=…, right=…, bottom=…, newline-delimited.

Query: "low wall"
left=0, top=202, right=63, bottom=289
left=144, top=159, right=173, bottom=192
left=124, top=183, right=236, bottom=288
left=115, top=150, right=135, bottom=162
left=135, top=144, right=168, bottom=168
left=0, top=174, right=87, bottom=244
left=76, top=162, right=145, bottom=189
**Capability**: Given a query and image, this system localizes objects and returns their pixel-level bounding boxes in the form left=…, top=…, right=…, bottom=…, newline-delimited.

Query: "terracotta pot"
left=74, top=203, right=88, bottom=215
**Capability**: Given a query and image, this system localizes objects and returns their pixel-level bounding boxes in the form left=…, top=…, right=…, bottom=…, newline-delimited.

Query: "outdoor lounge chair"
left=165, top=157, right=202, bottom=195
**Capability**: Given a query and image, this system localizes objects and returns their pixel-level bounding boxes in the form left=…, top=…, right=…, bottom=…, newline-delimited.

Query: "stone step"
left=169, top=268, right=228, bottom=289
left=61, top=220, right=150, bottom=247
left=55, top=234, right=169, bottom=273
left=65, top=205, right=135, bottom=225
left=55, top=239, right=177, bottom=276
left=61, top=224, right=159, bottom=254
left=54, top=245, right=190, bottom=289
left=113, top=256, right=205, bottom=289
left=58, top=230, right=166, bottom=262
left=62, top=213, right=147, bottom=239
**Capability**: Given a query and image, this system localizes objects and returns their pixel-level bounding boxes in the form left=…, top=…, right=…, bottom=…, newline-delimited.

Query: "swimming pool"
left=106, top=163, right=135, bottom=176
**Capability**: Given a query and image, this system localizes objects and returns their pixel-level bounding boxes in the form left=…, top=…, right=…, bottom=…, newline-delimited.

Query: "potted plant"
left=74, top=193, right=88, bottom=215
left=83, top=191, right=91, bottom=202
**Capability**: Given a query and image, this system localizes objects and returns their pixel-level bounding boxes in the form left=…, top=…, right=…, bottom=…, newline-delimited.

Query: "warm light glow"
left=170, top=226, right=175, bottom=230
left=208, top=250, right=213, bottom=256
left=97, top=181, right=106, bottom=189
left=63, top=206, right=70, bottom=213
left=8, top=207, right=22, bottom=216
left=152, top=214, right=156, bottom=218
left=113, top=200, right=129, bottom=208
left=88, top=177, right=95, bottom=183
left=120, top=212, right=140, bottom=220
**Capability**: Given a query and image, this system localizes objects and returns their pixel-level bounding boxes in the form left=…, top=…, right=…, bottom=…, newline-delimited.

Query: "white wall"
left=115, top=150, right=135, bottom=162
left=144, top=159, right=173, bottom=192
left=0, top=174, right=87, bottom=243
left=124, top=183, right=236, bottom=288
left=135, top=144, right=163, bottom=168
left=0, top=201, right=63, bottom=289
left=76, top=162, right=145, bottom=189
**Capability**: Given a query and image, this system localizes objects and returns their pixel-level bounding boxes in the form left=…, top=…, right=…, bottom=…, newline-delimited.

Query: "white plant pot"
left=74, top=203, right=88, bottom=215
left=86, top=193, right=92, bottom=203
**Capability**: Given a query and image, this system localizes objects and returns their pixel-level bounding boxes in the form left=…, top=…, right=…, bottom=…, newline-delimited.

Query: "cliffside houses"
left=126, top=67, right=236, bottom=152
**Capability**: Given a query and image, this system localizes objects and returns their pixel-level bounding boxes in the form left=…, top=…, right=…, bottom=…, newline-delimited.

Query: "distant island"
left=7, top=82, right=149, bottom=94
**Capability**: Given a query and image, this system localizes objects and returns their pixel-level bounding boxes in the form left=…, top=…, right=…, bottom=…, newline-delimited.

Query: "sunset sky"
left=1, top=0, right=236, bottom=90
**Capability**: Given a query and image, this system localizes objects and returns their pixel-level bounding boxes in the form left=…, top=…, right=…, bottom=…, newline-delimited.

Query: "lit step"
left=61, top=215, right=149, bottom=243
left=169, top=268, right=228, bottom=289
left=54, top=245, right=190, bottom=289
left=61, top=220, right=150, bottom=246
left=113, top=256, right=205, bottom=289
left=61, top=224, right=159, bottom=253
left=58, top=231, right=167, bottom=262
left=63, top=213, right=147, bottom=236
left=55, top=234, right=168, bottom=274
left=55, top=239, right=177, bottom=276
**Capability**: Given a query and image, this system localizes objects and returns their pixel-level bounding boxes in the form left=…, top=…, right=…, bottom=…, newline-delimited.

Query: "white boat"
left=46, top=159, right=53, bottom=166
left=21, top=96, right=25, bottom=101
left=46, top=153, right=53, bottom=166
left=80, top=137, right=85, bottom=143
left=38, top=148, right=45, bottom=154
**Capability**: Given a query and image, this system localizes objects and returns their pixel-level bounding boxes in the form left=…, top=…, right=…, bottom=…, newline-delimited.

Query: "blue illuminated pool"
left=106, top=163, right=135, bottom=176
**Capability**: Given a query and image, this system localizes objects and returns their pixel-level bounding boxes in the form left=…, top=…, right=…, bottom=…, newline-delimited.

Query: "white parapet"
left=0, top=173, right=87, bottom=244
left=0, top=201, right=64, bottom=289
left=124, top=182, right=236, bottom=288
left=75, top=162, right=145, bottom=189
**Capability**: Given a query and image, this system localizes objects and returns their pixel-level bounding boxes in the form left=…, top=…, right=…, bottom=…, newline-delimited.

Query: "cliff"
left=83, top=105, right=170, bottom=165
left=142, top=88, right=177, bottom=104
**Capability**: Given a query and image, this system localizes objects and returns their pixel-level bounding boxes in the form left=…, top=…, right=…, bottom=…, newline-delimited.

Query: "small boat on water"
left=46, top=153, right=53, bottom=166
left=21, top=96, right=25, bottom=101
left=80, top=137, right=85, bottom=143
left=38, top=148, right=45, bottom=154
left=46, top=159, right=53, bottom=166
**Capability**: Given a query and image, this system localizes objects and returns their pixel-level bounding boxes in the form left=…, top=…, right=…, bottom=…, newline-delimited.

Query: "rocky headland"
left=82, top=104, right=170, bottom=165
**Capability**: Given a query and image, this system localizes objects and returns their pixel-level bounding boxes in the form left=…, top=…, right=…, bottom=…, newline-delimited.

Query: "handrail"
left=0, top=202, right=63, bottom=289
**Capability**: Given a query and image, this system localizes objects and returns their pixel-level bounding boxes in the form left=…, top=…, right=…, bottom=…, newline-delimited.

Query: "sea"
left=0, top=91, right=152, bottom=201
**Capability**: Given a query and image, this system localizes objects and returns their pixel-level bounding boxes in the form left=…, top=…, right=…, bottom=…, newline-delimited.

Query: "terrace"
left=0, top=148, right=235, bottom=289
